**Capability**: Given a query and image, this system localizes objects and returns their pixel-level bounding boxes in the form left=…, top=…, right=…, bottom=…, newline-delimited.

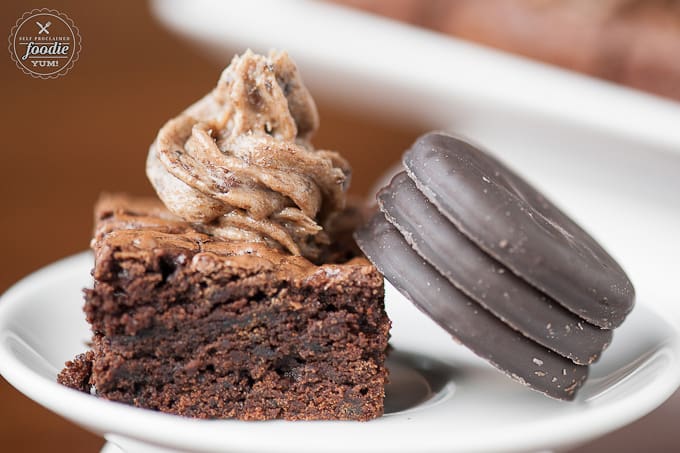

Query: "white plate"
left=0, top=252, right=679, bottom=453
left=151, top=0, right=680, bottom=149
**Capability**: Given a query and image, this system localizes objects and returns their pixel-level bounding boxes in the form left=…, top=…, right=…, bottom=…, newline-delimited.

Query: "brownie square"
left=58, top=195, right=390, bottom=421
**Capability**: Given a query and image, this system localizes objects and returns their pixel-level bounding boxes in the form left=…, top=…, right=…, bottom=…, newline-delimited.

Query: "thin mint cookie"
left=403, top=132, right=634, bottom=329
left=355, top=213, right=588, bottom=400
left=378, top=172, right=612, bottom=365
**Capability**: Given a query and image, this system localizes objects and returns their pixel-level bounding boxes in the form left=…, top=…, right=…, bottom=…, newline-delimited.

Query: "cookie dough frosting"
left=147, top=50, right=350, bottom=261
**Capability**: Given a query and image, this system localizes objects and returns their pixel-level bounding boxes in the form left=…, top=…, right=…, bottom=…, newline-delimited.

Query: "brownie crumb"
left=58, top=351, right=94, bottom=392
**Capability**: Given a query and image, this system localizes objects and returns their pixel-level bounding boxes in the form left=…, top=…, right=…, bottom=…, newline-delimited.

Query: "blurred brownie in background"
left=334, top=0, right=680, bottom=101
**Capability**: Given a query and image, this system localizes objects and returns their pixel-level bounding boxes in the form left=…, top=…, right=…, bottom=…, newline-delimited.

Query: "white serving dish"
left=0, top=253, right=679, bottom=452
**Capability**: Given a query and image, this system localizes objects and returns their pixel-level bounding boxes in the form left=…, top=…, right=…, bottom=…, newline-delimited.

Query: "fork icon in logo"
left=36, top=21, right=51, bottom=34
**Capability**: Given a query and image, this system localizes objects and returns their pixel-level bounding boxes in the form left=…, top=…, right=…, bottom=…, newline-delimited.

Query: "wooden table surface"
left=1, top=1, right=678, bottom=451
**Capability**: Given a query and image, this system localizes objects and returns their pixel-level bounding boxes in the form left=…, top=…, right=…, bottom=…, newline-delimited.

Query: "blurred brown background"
left=1, top=1, right=678, bottom=452
left=337, top=0, right=680, bottom=101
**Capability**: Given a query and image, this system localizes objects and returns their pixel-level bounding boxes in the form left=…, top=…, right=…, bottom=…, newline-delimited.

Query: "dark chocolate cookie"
left=355, top=212, right=588, bottom=400
left=378, top=172, right=611, bottom=365
left=403, top=132, right=634, bottom=329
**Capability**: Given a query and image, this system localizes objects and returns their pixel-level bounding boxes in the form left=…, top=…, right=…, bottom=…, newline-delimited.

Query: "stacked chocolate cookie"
left=355, top=132, right=635, bottom=400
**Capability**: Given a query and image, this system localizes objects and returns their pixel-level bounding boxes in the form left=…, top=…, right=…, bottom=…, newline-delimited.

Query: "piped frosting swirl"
left=146, top=50, right=350, bottom=261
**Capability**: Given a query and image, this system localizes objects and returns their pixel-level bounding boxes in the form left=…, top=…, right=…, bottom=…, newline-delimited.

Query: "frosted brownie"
left=58, top=50, right=390, bottom=420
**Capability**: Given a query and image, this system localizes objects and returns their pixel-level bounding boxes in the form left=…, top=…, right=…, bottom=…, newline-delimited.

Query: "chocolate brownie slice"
left=58, top=194, right=390, bottom=421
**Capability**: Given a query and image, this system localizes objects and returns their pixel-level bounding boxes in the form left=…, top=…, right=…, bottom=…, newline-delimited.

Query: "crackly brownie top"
left=92, top=193, right=371, bottom=282
left=146, top=50, right=350, bottom=261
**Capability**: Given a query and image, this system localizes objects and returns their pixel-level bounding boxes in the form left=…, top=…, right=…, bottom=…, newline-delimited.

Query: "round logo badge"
left=8, top=9, right=82, bottom=79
